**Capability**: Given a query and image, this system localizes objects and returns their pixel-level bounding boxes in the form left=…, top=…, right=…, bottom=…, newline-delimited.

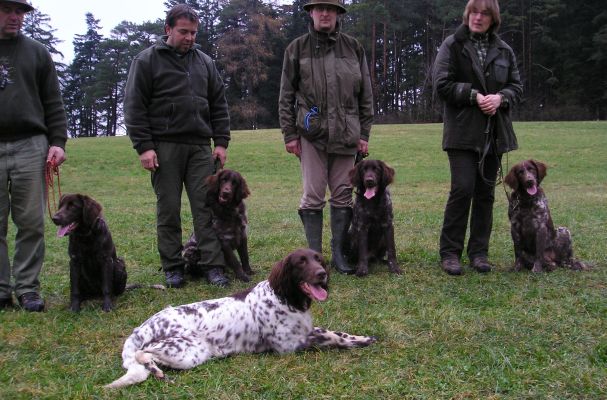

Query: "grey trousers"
left=151, top=142, right=224, bottom=272
left=0, top=135, right=48, bottom=299
left=298, top=137, right=354, bottom=210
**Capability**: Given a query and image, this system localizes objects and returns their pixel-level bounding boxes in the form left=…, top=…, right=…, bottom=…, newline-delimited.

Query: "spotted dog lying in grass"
left=105, top=248, right=376, bottom=389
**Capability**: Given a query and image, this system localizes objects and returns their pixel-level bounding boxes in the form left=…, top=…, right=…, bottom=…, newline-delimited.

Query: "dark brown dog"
left=504, top=160, right=587, bottom=272
left=52, top=194, right=127, bottom=312
left=183, top=169, right=253, bottom=282
left=348, top=159, right=401, bottom=277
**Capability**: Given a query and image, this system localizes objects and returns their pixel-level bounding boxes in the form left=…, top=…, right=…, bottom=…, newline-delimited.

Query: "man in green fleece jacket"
left=124, top=4, right=231, bottom=288
left=0, top=0, right=67, bottom=312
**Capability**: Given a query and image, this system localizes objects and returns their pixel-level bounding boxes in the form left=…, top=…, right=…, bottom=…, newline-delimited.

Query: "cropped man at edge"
left=0, top=0, right=67, bottom=311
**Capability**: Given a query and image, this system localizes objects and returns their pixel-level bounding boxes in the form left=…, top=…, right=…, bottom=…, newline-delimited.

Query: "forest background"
left=23, top=0, right=607, bottom=136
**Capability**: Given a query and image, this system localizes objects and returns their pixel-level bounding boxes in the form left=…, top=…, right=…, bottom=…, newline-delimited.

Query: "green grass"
left=1, top=121, right=606, bottom=399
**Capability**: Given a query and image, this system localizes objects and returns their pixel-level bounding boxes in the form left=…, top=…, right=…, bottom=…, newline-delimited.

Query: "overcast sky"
left=31, top=0, right=289, bottom=63
left=31, top=0, right=172, bottom=62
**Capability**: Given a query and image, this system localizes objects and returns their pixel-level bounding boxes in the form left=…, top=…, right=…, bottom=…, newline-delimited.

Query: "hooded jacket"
left=433, top=24, right=523, bottom=154
left=279, top=22, right=373, bottom=155
left=124, top=37, right=230, bottom=155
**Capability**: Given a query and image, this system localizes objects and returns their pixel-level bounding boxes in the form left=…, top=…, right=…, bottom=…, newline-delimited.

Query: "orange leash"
left=45, top=160, right=62, bottom=218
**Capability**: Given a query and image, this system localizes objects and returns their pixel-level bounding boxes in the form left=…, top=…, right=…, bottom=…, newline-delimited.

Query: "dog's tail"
left=125, top=283, right=166, bottom=290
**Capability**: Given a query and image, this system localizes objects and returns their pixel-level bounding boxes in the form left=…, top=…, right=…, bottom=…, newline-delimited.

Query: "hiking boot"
left=0, top=297, right=14, bottom=310
left=441, top=257, right=463, bottom=275
left=471, top=257, right=493, bottom=273
left=18, top=292, right=45, bottom=312
left=206, top=267, right=230, bottom=288
left=165, top=269, right=185, bottom=288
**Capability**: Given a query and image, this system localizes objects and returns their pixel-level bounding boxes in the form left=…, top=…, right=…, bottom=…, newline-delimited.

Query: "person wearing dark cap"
left=124, top=4, right=231, bottom=288
left=0, top=0, right=67, bottom=311
left=279, top=0, right=373, bottom=274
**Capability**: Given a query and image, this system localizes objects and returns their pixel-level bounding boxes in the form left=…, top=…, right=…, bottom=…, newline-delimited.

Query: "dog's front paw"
left=102, top=299, right=114, bottom=312
left=355, top=264, right=369, bottom=277
left=531, top=261, right=543, bottom=273
left=70, top=299, right=81, bottom=312
left=388, top=261, right=402, bottom=275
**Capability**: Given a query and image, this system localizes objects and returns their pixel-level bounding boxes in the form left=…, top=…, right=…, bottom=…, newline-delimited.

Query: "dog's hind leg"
left=104, top=362, right=151, bottom=389
left=142, top=337, right=214, bottom=370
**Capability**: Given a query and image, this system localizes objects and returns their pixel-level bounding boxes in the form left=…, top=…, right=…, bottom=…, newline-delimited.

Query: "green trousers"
left=151, top=142, right=224, bottom=272
left=0, top=135, right=48, bottom=299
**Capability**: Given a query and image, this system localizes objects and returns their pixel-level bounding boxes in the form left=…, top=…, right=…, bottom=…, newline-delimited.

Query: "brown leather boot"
left=471, top=257, right=493, bottom=273
left=441, top=257, right=463, bottom=275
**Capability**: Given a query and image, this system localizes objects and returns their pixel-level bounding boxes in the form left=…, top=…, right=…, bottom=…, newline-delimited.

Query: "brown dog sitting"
left=52, top=194, right=127, bottom=311
left=504, top=160, right=587, bottom=272
left=348, top=159, right=401, bottom=277
left=182, top=169, right=253, bottom=284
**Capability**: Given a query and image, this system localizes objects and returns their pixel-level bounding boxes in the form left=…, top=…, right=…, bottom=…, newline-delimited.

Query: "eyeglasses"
left=470, top=10, right=492, bottom=18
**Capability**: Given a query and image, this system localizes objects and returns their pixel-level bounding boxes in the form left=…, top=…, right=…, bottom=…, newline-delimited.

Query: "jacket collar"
left=309, top=20, right=341, bottom=44
left=156, top=35, right=202, bottom=55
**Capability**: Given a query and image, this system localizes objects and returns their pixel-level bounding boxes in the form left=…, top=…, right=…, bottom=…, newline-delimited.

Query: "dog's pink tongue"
left=57, top=225, right=71, bottom=237
left=57, top=222, right=76, bottom=238
left=527, top=185, right=538, bottom=196
left=364, top=187, right=377, bottom=200
left=310, top=285, right=328, bottom=302
left=302, top=282, right=328, bottom=302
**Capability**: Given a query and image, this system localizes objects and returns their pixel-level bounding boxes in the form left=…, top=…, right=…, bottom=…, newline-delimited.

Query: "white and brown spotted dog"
left=105, top=248, right=376, bottom=389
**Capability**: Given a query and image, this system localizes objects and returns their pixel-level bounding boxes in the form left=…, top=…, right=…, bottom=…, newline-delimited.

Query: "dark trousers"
left=151, top=142, right=224, bottom=272
left=439, top=149, right=501, bottom=261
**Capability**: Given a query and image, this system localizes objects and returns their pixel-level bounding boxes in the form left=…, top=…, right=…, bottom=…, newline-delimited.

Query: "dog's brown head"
left=350, top=159, right=395, bottom=200
left=504, top=159, right=547, bottom=196
left=268, top=248, right=329, bottom=312
left=51, top=194, right=102, bottom=237
left=206, top=169, right=250, bottom=206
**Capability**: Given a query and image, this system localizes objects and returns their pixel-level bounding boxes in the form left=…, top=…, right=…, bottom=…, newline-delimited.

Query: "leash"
left=45, top=159, right=62, bottom=218
left=477, top=115, right=512, bottom=203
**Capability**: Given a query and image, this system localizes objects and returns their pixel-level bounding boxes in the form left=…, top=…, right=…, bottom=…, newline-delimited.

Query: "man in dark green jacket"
left=433, top=0, right=522, bottom=275
left=0, top=0, right=67, bottom=311
left=279, top=0, right=373, bottom=274
left=124, top=4, right=230, bottom=287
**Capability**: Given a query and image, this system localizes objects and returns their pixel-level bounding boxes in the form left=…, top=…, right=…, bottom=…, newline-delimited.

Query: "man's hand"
left=139, top=149, right=159, bottom=171
left=47, top=146, right=66, bottom=166
left=285, top=139, right=301, bottom=158
left=477, top=93, right=501, bottom=116
left=358, top=139, right=369, bottom=155
left=213, top=146, right=227, bottom=168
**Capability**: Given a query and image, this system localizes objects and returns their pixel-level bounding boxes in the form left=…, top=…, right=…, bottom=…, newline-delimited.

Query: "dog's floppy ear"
left=80, top=194, right=102, bottom=227
left=531, top=159, right=547, bottom=184
left=205, top=172, right=220, bottom=202
left=268, top=252, right=296, bottom=300
left=349, top=162, right=363, bottom=188
left=234, top=171, right=250, bottom=204
left=380, top=161, right=395, bottom=188
left=504, top=164, right=519, bottom=191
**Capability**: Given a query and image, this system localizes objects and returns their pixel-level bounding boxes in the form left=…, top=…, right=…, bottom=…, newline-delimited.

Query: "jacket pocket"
left=297, top=105, right=325, bottom=141
left=149, top=103, right=175, bottom=132
left=493, top=59, right=510, bottom=84
left=343, top=113, right=361, bottom=148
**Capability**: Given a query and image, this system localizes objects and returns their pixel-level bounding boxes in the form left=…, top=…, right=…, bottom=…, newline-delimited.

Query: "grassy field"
left=1, top=121, right=606, bottom=399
